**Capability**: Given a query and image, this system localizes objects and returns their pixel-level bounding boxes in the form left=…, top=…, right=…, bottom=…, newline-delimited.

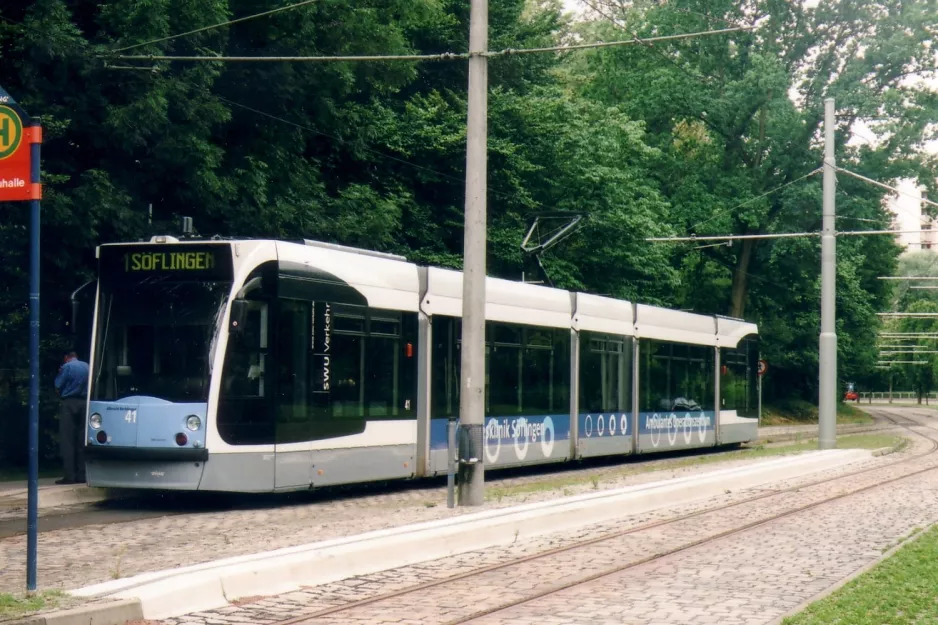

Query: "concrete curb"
left=4, top=599, right=142, bottom=625
left=0, top=486, right=149, bottom=512
left=766, top=521, right=938, bottom=625
left=70, top=449, right=870, bottom=621
left=753, top=424, right=890, bottom=446
left=0, top=487, right=110, bottom=512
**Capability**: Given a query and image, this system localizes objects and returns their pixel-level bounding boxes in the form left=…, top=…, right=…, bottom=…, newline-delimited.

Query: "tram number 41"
left=124, top=410, right=137, bottom=424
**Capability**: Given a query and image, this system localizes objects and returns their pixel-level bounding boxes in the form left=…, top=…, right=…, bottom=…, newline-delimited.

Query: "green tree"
left=568, top=0, right=934, bottom=397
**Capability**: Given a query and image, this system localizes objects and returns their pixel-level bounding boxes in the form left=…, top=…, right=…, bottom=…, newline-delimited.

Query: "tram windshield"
left=91, top=279, right=231, bottom=402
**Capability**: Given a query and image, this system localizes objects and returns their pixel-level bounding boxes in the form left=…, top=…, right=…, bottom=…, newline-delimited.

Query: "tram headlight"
left=186, top=415, right=201, bottom=432
left=89, top=413, right=102, bottom=430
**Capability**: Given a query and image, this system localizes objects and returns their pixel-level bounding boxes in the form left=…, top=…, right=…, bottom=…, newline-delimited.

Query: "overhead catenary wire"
left=688, top=168, right=823, bottom=232
left=217, top=96, right=545, bottom=210
left=219, top=97, right=467, bottom=187
left=652, top=162, right=931, bottom=246
left=577, top=0, right=715, bottom=87
left=877, top=361, right=930, bottom=365
left=112, top=0, right=322, bottom=52
left=111, top=26, right=752, bottom=63
left=880, top=351, right=938, bottom=355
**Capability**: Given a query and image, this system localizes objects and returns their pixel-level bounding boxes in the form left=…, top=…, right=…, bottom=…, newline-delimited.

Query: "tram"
left=78, top=237, right=760, bottom=491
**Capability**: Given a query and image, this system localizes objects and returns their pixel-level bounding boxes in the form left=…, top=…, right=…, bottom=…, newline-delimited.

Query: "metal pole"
left=818, top=98, right=837, bottom=450
left=457, top=0, right=488, bottom=506
left=713, top=345, right=721, bottom=445
left=757, top=373, right=762, bottom=428
left=447, top=416, right=456, bottom=508
left=27, top=121, right=42, bottom=591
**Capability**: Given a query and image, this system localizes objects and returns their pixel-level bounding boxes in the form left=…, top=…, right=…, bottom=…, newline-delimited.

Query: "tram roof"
left=96, top=237, right=758, bottom=345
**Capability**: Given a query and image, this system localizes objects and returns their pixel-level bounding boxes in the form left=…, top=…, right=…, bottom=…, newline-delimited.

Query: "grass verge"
left=485, top=433, right=904, bottom=502
left=0, top=590, right=68, bottom=619
left=761, top=399, right=874, bottom=426
left=782, top=523, right=938, bottom=624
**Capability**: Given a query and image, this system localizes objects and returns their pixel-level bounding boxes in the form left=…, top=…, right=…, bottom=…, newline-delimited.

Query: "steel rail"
left=448, top=409, right=938, bottom=624
left=273, top=409, right=934, bottom=625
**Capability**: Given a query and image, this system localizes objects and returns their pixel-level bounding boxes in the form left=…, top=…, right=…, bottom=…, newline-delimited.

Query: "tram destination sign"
left=98, top=243, right=234, bottom=282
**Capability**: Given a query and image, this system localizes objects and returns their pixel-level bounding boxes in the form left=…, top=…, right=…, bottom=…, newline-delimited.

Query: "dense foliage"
left=1, top=0, right=935, bottom=467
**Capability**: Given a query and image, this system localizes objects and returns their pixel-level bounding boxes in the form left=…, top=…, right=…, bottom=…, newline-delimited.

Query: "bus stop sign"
left=0, top=87, right=40, bottom=202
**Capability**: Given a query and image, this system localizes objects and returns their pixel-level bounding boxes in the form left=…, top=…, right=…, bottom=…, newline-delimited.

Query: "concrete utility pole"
left=819, top=97, right=837, bottom=450
left=458, top=0, right=488, bottom=505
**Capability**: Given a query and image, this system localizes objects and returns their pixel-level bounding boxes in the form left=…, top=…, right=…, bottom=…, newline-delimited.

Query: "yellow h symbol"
left=0, top=107, right=23, bottom=159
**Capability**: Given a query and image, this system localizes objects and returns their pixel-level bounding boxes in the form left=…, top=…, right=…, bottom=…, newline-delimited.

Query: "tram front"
left=84, top=240, right=234, bottom=489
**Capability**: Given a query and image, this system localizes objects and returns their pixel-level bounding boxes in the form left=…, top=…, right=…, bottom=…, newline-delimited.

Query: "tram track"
left=271, top=407, right=938, bottom=625
left=0, top=420, right=879, bottom=539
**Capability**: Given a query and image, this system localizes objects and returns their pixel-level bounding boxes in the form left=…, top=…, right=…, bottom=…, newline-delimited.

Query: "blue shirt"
left=55, top=359, right=89, bottom=399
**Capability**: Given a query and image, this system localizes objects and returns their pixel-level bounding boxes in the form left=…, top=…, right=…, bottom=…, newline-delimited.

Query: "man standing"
left=55, top=351, right=89, bottom=485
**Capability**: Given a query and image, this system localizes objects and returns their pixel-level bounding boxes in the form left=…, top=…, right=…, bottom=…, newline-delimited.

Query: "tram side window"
left=327, top=304, right=417, bottom=421
left=579, top=332, right=631, bottom=413
left=221, top=306, right=266, bottom=398
left=272, top=301, right=418, bottom=444
left=489, top=324, right=522, bottom=416
left=431, top=316, right=463, bottom=419
left=430, top=317, right=570, bottom=418
left=517, top=326, right=569, bottom=416
left=720, top=336, right=759, bottom=418
left=640, top=340, right=714, bottom=413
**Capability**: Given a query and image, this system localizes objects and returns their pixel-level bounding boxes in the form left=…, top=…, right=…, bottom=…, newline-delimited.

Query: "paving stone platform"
left=0, top=407, right=920, bottom=625
left=153, top=407, right=938, bottom=625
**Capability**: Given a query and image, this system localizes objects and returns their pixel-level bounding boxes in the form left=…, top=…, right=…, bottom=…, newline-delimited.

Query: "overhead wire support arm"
left=836, top=166, right=938, bottom=211
left=114, top=52, right=470, bottom=63
left=647, top=232, right=818, bottom=242
left=110, top=26, right=753, bottom=63
left=647, top=229, right=926, bottom=243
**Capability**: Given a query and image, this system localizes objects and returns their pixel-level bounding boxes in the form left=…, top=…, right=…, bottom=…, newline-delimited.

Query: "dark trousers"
left=59, top=397, right=87, bottom=482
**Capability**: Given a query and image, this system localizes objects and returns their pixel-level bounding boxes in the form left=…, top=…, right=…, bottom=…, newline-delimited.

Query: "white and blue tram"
left=81, top=237, right=760, bottom=491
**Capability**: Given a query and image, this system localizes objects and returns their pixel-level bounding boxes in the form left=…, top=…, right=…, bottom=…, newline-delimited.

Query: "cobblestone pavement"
left=155, top=408, right=938, bottom=625
left=0, top=411, right=906, bottom=595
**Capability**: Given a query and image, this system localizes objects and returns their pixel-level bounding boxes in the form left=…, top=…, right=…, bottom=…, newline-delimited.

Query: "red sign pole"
left=1, top=86, right=43, bottom=591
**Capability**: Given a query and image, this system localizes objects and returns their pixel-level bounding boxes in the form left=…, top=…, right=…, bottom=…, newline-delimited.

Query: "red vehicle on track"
left=844, top=382, right=859, bottom=402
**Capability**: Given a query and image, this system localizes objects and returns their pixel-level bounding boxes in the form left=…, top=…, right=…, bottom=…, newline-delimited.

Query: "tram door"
left=274, top=299, right=314, bottom=489
left=218, top=296, right=272, bottom=461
